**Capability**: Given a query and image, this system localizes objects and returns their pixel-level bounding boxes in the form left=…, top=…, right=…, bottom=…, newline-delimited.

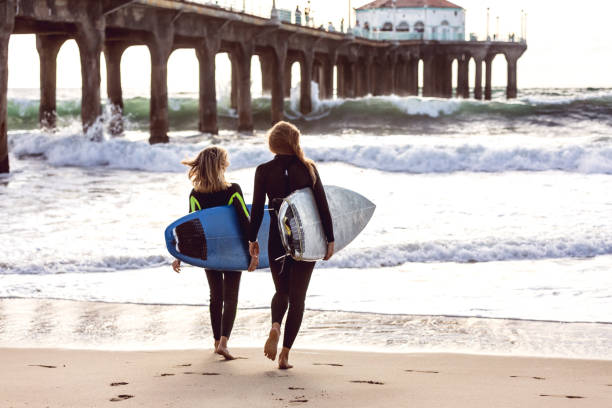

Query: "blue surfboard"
left=165, top=205, right=270, bottom=270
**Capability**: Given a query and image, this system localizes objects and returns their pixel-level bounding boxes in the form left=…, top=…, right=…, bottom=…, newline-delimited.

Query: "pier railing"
left=187, top=0, right=275, bottom=20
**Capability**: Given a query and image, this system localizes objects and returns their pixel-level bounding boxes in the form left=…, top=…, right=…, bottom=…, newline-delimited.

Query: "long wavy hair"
left=267, top=121, right=316, bottom=186
left=181, top=146, right=231, bottom=193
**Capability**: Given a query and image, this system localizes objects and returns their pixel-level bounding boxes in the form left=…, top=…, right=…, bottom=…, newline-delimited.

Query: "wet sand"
left=1, top=348, right=611, bottom=407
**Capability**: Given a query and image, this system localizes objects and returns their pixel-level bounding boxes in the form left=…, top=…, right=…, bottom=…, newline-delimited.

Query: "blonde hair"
left=267, top=121, right=316, bottom=186
left=181, top=146, right=231, bottom=193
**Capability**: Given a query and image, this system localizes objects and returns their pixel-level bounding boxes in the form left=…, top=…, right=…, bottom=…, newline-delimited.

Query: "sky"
left=5, top=0, right=612, bottom=94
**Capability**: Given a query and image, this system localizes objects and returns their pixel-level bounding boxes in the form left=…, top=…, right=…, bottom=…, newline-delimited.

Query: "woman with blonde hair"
left=248, top=121, right=334, bottom=369
left=172, top=146, right=256, bottom=360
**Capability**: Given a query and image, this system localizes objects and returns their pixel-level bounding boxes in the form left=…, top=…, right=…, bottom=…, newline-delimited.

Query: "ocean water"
left=2, top=86, right=612, bottom=358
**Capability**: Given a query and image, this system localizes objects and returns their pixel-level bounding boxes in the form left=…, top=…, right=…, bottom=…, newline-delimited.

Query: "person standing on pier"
left=295, top=5, right=301, bottom=25
left=305, top=1, right=311, bottom=26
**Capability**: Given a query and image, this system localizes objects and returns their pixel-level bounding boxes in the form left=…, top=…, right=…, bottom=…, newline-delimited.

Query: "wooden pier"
left=0, top=0, right=527, bottom=173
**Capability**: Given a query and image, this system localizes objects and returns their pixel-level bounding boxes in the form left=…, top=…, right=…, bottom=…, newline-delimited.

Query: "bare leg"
left=278, top=347, right=293, bottom=370
left=215, top=336, right=235, bottom=360
left=214, top=339, right=219, bottom=351
left=264, top=323, right=281, bottom=361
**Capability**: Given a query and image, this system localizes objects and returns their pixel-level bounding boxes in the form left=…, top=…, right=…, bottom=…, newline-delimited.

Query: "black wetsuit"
left=248, top=155, right=334, bottom=349
left=189, top=183, right=250, bottom=341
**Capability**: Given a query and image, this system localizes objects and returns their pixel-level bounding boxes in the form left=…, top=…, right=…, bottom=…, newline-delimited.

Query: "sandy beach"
left=1, top=347, right=611, bottom=407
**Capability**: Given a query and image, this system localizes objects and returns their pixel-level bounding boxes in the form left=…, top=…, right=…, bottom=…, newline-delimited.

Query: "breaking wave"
left=7, top=88, right=612, bottom=133
left=9, top=131, right=612, bottom=174
left=3, top=234, right=612, bottom=275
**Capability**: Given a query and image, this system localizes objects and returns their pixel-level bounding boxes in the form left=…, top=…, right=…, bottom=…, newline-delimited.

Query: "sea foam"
left=4, top=234, right=612, bottom=275
left=9, top=131, right=612, bottom=174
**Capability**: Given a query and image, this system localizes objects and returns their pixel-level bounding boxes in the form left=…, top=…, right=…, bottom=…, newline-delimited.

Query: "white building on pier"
left=354, top=0, right=465, bottom=41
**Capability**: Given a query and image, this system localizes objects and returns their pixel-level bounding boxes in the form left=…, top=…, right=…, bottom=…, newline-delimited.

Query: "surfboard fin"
left=175, top=219, right=207, bottom=260
left=281, top=205, right=303, bottom=257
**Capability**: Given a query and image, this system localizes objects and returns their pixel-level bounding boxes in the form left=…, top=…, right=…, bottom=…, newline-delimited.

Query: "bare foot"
left=215, top=337, right=235, bottom=360
left=264, top=325, right=280, bottom=361
left=278, top=348, right=293, bottom=370
left=215, top=345, right=236, bottom=360
left=214, top=340, right=219, bottom=352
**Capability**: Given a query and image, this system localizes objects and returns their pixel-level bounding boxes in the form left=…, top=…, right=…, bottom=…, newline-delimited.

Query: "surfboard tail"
left=174, top=219, right=208, bottom=260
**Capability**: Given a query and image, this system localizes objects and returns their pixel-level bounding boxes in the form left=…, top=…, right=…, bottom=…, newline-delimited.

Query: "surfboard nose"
left=329, top=185, right=376, bottom=238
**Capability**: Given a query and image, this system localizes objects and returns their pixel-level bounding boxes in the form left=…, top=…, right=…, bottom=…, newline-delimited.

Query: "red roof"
left=356, top=0, right=463, bottom=10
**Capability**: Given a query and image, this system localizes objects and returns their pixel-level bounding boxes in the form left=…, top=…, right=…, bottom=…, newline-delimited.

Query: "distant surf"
left=9, top=130, right=612, bottom=174
left=7, top=87, right=612, bottom=133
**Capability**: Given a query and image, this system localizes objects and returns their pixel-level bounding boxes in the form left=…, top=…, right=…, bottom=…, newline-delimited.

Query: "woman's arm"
left=247, top=166, right=266, bottom=243
left=312, top=166, right=334, bottom=244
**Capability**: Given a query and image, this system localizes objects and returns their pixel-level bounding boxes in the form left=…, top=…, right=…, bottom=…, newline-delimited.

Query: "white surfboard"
left=277, top=186, right=375, bottom=261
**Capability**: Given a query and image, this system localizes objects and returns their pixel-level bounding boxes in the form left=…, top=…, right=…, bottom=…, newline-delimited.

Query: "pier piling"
left=230, top=54, right=239, bottom=110
left=75, top=4, right=105, bottom=141
left=474, top=57, right=483, bottom=100
left=36, top=35, right=66, bottom=130
left=299, top=49, right=314, bottom=114
left=147, top=16, right=174, bottom=144
left=407, top=57, right=418, bottom=96
left=485, top=55, right=494, bottom=101
left=260, top=55, right=272, bottom=95
left=270, top=42, right=287, bottom=125
left=235, top=42, right=254, bottom=133
left=283, top=58, right=292, bottom=98
left=504, top=50, right=523, bottom=99
left=196, top=34, right=220, bottom=135
left=457, top=56, right=469, bottom=98
left=323, top=56, right=334, bottom=99
left=104, top=41, right=128, bottom=136
left=0, top=0, right=15, bottom=173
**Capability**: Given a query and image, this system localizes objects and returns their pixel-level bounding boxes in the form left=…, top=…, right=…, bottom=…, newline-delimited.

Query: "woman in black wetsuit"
left=248, top=121, right=334, bottom=369
left=172, top=146, right=256, bottom=360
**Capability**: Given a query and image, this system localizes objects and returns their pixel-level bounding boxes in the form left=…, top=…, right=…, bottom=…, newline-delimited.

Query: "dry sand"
left=1, top=348, right=611, bottom=407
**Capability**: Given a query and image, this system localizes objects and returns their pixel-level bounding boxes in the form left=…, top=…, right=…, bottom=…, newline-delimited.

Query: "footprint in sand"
left=540, top=394, right=584, bottom=399
left=265, top=372, right=289, bottom=378
left=510, top=375, right=545, bottom=380
left=289, top=399, right=308, bottom=403
left=289, top=387, right=305, bottom=390
left=110, top=382, right=129, bottom=387
left=183, top=371, right=220, bottom=376
left=350, top=380, right=384, bottom=385
left=110, top=394, right=134, bottom=402
left=405, top=369, right=439, bottom=374
left=158, top=373, right=175, bottom=377
left=28, top=364, right=57, bottom=369
left=175, top=364, right=192, bottom=367
left=313, top=363, right=343, bottom=367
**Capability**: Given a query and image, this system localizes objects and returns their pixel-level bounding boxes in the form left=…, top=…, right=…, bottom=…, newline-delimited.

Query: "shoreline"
left=4, top=344, right=612, bottom=362
left=1, top=297, right=611, bottom=360
left=2, top=347, right=611, bottom=407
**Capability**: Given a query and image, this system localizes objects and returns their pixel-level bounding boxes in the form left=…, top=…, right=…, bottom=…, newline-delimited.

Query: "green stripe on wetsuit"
left=190, top=191, right=249, bottom=220
left=228, top=192, right=250, bottom=219
left=190, top=196, right=202, bottom=213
